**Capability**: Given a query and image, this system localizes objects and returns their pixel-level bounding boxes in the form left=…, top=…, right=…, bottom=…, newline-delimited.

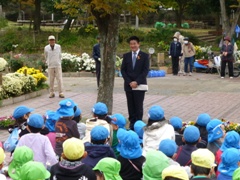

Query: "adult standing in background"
left=93, top=36, right=101, bottom=88
left=121, top=36, right=149, bottom=130
left=169, top=36, right=182, bottom=75
left=174, top=32, right=185, bottom=75
left=182, top=37, right=196, bottom=76
left=44, top=35, right=64, bottom=98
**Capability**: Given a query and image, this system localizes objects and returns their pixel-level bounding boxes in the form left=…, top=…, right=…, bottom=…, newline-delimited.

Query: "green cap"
left=143, top=150, right=169, bottom=180
left=93, top=157, right=122, bottom=180
left=233, top=167, right=240, bottom=180
left=19, top=161, right=50, bottom=180
left=8, top=146, right=34, bottom=180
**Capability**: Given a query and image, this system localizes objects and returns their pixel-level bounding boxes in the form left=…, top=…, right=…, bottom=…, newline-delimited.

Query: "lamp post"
left=148, top=47, right=155, bottom=69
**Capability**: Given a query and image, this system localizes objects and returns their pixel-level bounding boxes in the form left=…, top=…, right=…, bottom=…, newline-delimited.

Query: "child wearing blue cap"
left=218, top=148, right=240, bottom=180
left=175, top=125, right=200, bottom=166
left=206, top=119, right=225, bottom=155
left=111, top=113, right=127, bottom=158
left=215, top=130, right=239, bottom=176
left=134, top=120, right=146, bottom=147
left=55, top=99, right=80, bottom=158
left=195, top=113, right=211, bottom=148
left=169, top=116, right=184, bottom=146
left=143, top=105, right=175, bottom=155
left=82, top=126, right=115, bottom=168
left=83, top=102, right=112, bottom=143
left=17, top=114, right=58, bottom=167
left=117, top=129, right=145, bottom=180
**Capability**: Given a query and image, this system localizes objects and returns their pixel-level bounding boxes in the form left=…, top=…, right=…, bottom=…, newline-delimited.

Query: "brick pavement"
left=1, top=73, right=240, bottom=141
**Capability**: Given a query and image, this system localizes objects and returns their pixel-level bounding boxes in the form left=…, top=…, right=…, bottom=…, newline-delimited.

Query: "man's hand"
left=129, top=81, right=138, bottom=88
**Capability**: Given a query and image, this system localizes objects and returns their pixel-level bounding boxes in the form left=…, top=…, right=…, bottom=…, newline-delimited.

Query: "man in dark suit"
left=93, top=36, right=101, bottom=87
left=121, top=36, right=149, bottom=130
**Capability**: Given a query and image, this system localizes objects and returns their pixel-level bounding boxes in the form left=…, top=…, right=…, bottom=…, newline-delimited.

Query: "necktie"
left=132, top=52, right=137, bottom=69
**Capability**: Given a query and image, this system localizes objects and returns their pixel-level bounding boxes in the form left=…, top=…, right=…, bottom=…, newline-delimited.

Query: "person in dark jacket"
left=221, top=36, right=234, bottom=78
left=82, top=126, right=116, bottom=168
left=93, top=36, right=101, bottom=87
left=55, top=99, right=80, bottom=157
left=169, top=36, right=182, bottom=75
left=50, top=137, right=96, bottom=180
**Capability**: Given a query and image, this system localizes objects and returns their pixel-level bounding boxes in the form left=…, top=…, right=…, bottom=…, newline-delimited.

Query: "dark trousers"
left=95, top=61, right=101, bottom=87
left=125, top=91, right=145, bottom=130
left=184, top=56, right=194, bottom=73
left=172, top=57, right=179, bottom=75
left=221, top=60, right=233, bottom=77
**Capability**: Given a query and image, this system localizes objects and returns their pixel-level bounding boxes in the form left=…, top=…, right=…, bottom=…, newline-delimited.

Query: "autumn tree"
left=56, top=0, right=158, bottom=113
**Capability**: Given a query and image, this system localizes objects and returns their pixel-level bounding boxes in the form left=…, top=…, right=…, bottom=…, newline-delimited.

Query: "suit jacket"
left=121, top=51, right=149, bottom=91
left=92, top=43, right=100, bottom=61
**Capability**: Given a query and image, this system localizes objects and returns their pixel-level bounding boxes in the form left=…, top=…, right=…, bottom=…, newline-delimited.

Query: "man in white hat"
left=44, top=35, right=64, bottom=98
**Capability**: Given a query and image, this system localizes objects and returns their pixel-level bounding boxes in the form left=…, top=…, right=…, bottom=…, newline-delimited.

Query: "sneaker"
left=183, top=73, right=186, bottom=76
left=189, top=72, right=192, bottom=76
left=230, top=77, right=233, bottom=79
left=49, top=93, right=55, bottom=98
left=221, top=77, right=224, bottom=79
left=59, top=93, right=65, bottom=98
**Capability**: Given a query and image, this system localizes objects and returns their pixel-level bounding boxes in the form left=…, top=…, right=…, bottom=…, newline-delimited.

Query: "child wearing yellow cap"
left=0, top=147, right=6, bottom=180
left=50, top=137, right=96, bottom=180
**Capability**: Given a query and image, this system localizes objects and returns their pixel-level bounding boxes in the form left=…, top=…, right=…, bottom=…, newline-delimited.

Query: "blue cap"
left=148, top=105, right=164, bottom=121
left=92, top=102, right=108, bottom=115
left=117, top=129, right=142, bottom=159
left=196, top=113, right=211, bottom=127
left=134, top=120, right=146, bottom=143
left=27, top=114, right=44, bottom=128
left=218, top=148, right=240, bottom=177
left=111, top=114, right=126, bottom=128
left=183, top=126, right=200, bottom=143
left=74, top=107, right=82, bottom=117
left=57, top=99, right=76, bottom=117
left=13, top=106, right=34, bottom=119
left=207, top=119, right=224, bottom=143
left=45, top=110, right=59, bottom=132
left=169, top=117, right=182, bottom=129
left=220, top=131, right=240, bottom=151
left=91, top=126, right=109, bottom=141
left=159, top=139, right=177, bottom=157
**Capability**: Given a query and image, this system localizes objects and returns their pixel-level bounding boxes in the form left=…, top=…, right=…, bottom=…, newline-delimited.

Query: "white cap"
left=48, top=35, right=55, bottom=40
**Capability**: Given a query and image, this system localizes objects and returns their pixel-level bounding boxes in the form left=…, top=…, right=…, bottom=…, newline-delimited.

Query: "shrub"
left=78, top=24, right=98, bottom=38
left=0, top=116, right=15, bottom=128
left=0, top=17, right=8, bottom=29
left=119, top=27, right=145, bottom=43
left=8, top=58, right=24, bottom=72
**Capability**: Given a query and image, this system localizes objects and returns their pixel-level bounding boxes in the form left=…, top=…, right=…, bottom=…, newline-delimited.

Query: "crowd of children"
left=0, top=98, right=240, bottom=180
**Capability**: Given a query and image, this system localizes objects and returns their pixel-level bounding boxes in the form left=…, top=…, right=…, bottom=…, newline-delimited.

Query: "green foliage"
left=0, top=117, right=15, bottom=128
left=62, top=59, right=77, bottom=72
left=0, top=17, right=8, bottom=29
left=8, top=59, right=24, bottom=72
left=78, top=24, right=98, bottom=38
left=119, top=27, right=145, bottom=43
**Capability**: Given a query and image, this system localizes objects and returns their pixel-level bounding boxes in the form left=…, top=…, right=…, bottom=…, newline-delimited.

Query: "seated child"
left=133, top=120, right=146, bottom=146
left=17, top=114, right=58, bottom=167
left=55, top=99, right=80, bottom=157
left=111, top=113, right=127, bottom=157
left=218, top=148, right=240, bottom=180
left=175, top=126, right=200, bottom=166
left=195, top=113, right=211, bottom=148
left=83, top=102, right=111, bottom=143
left=50, top=137, right=96, bottom=180
left=216, top=130, right=239, bottom=176
left=0, top=147, right=6, bottom=180
left=19, top=161, right=50, bottom=180
left=159, top=139, right=179, bottom=166
left=143, top=150, right=169, bottom=180
left=8, top=146, right=34, bottom=180
left=233, top=167, right=240, bottom=180
left=143, top=105, right=175, bottom=155
left=93, top=157, right=122, bottom=180
left=191, top=149, right=216, bottom=180
left=162, top=165, right=189, bottom=180
left=82, top=125, right=115, bottom=168
left=169, top=116, right=183, bottom=146
left=206, top=119, right=225, bottom=155
left=117, top=129, right=145, bottom=180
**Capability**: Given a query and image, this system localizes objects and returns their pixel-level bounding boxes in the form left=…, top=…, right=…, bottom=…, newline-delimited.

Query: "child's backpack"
left=3, top=127, right=19, bottom=152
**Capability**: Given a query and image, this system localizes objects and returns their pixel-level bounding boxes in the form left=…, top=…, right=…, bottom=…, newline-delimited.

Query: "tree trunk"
left=175, top=11, right=182, bottom=28
left=63, top=17, right=73, bottom=31
left=93, top=13, right=120, bottom=114
left=33, top=0, right=41, bottom=32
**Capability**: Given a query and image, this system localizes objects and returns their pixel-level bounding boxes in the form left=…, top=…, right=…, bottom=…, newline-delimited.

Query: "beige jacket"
left=182, top=42, right=195, bottom=58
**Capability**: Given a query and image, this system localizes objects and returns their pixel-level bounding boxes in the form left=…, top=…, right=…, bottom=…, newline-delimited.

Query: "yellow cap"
left=162, top=165, right=188, bottom=180
left=191, top=149, right=216, bottom=168
left=63, top=138, right=84, bottom=160
left=0, top=147, right=5, bottom=164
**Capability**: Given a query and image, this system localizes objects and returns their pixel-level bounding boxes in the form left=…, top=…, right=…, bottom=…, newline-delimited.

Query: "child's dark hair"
left=15, top=112, right=30, bottom=126
left=195, top=124, right=208, bottom=139
left=91, top=139, right=106, bottom=145
left=94, top=170, right=103, bottom=177
left=184, top=140, right=199, bottom=145
left=93, top=114, right=111, bottom=124
left=72, top=115, right=81, bottom=123
left=128, top=36, right=140, bottom=43
left=191, top=163, right=211, bottom=176
left=28, top=125, right=42, bottom=133
left=164, top=177, right=183, bottom=180
left=147, top=118, right=166, bottom=126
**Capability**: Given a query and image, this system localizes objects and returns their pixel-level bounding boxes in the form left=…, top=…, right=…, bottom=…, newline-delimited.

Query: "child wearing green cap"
left=93, top=157, right=122, bottom=180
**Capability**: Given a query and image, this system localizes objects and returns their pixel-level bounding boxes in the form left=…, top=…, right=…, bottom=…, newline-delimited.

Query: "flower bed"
left=194, top=46, right=212, bottom=59
left=0, top=116, right=15, bottom=129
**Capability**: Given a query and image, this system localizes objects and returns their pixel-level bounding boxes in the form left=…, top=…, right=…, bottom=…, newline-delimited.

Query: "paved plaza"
left=1, top=72, right=240, bottom=141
